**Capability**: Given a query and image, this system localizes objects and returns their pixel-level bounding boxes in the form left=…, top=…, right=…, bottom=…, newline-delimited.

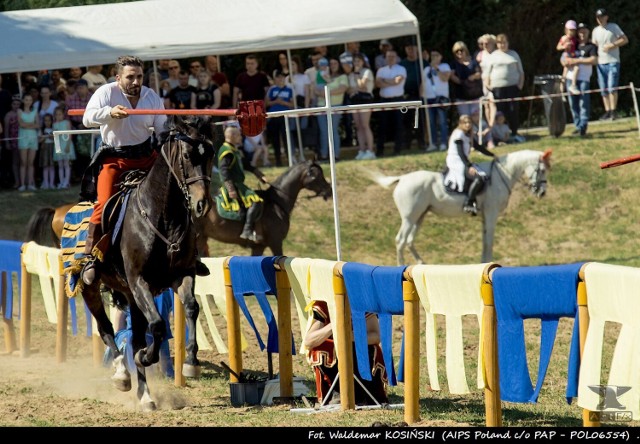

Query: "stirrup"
left=463, top=203, right=478, bottom=216
left=82, top=257, right=100, bottom=285
left=240, top=228, right=263, bottom=243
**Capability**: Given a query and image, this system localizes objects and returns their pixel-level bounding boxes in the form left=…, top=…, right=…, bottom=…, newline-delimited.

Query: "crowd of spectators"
left=0, top=11, right=628, bottom=189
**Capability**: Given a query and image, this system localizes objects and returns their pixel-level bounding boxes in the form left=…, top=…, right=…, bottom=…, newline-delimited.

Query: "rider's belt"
left=102, top=138, right=153, bottom=159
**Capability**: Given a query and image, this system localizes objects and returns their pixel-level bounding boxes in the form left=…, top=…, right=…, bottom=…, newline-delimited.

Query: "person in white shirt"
left=591, top=8, right=628, bottom=120
left=80, top=55, right=167, bottom=285
left=375, top=50, right=407, bottom=157
left=423, top=49, right=451, bottom=151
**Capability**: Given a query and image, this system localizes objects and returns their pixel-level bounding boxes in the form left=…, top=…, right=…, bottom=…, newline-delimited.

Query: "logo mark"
left=588, top=385, right=631, bottom=410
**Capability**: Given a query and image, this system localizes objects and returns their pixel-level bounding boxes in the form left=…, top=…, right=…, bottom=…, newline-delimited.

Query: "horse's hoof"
left=112, top=375, right=132, bottom=392
left=182, top=363, right=201, bottom=379
left=141, top=401, right=157, bottom=412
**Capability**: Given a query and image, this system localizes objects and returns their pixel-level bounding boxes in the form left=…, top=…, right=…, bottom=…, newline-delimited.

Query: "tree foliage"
left=3, top=0, right=638, bottom=118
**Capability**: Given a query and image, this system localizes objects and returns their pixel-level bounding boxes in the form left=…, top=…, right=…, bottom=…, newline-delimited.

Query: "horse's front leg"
left=130, top=279, right=165, bottom=369
left=82, top=284, right=130, bottom=390
left=175, top=274, right=201, bottom=378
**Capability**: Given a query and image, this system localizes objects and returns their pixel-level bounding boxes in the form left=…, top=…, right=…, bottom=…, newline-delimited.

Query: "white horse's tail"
left=362, top=168, right=401, bottom=189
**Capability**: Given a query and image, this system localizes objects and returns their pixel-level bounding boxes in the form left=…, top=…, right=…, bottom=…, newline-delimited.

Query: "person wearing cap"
left=591, top=8, right=628, bottom=120
left=562, top=23, right=598, bottom=137
left=557, top=20, right=581, bottom=95
left=375, top=39, right=400, bottom=71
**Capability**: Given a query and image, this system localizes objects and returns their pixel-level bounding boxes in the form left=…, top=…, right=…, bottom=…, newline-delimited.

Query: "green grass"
left=1, top=118, right=639, bottom=426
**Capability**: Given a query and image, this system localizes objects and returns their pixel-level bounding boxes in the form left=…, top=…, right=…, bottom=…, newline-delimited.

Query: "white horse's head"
left=526, top=148, right=552, bottom=198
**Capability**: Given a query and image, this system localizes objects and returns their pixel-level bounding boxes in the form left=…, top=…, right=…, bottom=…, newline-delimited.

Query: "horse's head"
left=302, top=160, right=332, bottom=200
left=527, top=148, right=552, bottom=198
left=160, top=115, right=219, bottom=218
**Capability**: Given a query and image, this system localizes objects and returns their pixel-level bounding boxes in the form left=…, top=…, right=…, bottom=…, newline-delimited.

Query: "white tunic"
left=83, top=83, right=166, bottom=147
left=444, top=128, right=472, bottom=192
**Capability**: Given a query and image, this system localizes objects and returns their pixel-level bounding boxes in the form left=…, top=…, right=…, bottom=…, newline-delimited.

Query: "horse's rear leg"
left=175, top=275, right=201, bottom=378
left=396, top=220, right=424, bottom=265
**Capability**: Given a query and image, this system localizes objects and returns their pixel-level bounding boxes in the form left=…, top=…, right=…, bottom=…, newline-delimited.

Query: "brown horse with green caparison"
left=25, top=159, right=333, bottom=256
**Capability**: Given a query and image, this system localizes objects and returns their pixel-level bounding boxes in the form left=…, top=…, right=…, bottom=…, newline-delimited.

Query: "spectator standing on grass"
left=17, top=94, right=40, bottom=192
left=562, top=23, right=598, bottom=137
left=483, top=34, right=526, bottom=143
left=423, top=49, right=451, bottom=152
left=375, top=50, right=406, bottom=157
left=591, top=8, right=628, bottom=121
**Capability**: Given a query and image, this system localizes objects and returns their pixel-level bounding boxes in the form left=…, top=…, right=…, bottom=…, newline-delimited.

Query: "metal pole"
left=286, top=49, right=305, bottom=161
left=324, top=85, right=342, bottom=261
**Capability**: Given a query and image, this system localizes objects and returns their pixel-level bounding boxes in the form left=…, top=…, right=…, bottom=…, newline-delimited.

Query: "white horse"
left=366, top=149, right=552, bottom=265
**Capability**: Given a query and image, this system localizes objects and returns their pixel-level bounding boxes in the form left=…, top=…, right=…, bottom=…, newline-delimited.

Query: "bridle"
left=136, top=132, right=212, bottom=255
left=528, top=158, right=547, bottom=196
left=491, top=156, right=547, bottom=197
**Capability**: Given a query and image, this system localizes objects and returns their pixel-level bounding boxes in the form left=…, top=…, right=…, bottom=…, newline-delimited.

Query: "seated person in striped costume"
left=304, top=300, right=389, bottom=406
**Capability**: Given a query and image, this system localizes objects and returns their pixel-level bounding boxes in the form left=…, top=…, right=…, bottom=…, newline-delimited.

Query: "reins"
left=135, top=133, right=211, bottom=258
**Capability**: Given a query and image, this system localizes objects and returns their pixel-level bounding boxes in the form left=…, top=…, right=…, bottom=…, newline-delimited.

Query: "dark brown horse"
left=28, top=115, right=217, bottom=411
left=196, top=159, right=332, bottom=257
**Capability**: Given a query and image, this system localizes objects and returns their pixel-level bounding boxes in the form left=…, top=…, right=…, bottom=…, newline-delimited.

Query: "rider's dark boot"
left=239, top=204, right=263, bottom=243
left=82, top=222, right=103, bottom=285
left=463, top=177, right=484, bottom=216
left=195, top=256, right=210, bottom=276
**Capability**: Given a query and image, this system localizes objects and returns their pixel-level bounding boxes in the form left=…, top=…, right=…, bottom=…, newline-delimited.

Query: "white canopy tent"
left=3, top=0, right=423, bottom=261
left=0, top=0, right=420, bottom=74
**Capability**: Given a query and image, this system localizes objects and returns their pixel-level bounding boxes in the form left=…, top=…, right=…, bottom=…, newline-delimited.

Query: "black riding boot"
left=240, top=204, right=263, bottom=243
left=463, top=178, right=484, bottom=216
left=195, top=255, right=210, bottom=276
left=82, top=222, right=103, bottom=285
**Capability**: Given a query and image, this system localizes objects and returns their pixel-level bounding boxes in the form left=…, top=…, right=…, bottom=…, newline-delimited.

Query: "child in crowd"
left=490, top=111, right=511, bottom=145
left=38, top=113, right=56, bottom=190
left=471, top=109, right=495, bottom=149
left=557, top=20, right=580, bottom=95
left=52, top=106, right=76, bottom=189
left=245, top=131, right=270, bottom=167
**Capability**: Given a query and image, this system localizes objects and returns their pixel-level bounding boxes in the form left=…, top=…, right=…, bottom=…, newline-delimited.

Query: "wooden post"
left=1, top=271, right=17, bottom=354
left=578, top=264, right=600, bottom=427
left=333, top=262, right=355, bottom=410
left=224, top=257, right=242, bottom=383
left=19, top=248, right=31, bottom=358
left=92, top=317, right=104, bottom=367
left=173, top=289, right=186, bottom=387
left=275, top=257, right=293, bottom=399
left=55, top=256, right=68, bottom=363
left=403, top=267, right=420, bottom=424
left=481, top=263, right=502, bottom=427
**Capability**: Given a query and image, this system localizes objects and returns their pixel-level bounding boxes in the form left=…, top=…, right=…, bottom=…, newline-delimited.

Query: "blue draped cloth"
left=342, top=262, right=406, bottom=386
left=492, top=262, right=584, bottom=403
left=0, top=240, right=23, bottom=320
left=229, top=256, right=289, bottom=354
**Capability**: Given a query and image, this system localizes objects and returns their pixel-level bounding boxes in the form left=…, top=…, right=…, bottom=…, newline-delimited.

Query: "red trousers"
left=90, top=153, right=157, bottom=224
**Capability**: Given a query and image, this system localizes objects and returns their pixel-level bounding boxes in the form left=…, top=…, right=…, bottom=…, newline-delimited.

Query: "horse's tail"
left=362, top=168, right=401, bottom=190
left=25, top=207, right=57, bottom=247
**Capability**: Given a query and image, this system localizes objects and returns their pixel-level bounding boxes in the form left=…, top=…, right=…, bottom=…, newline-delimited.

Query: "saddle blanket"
left=61, top=201, right=94, bottom=298
left=215, top=184, right=263, bottom=221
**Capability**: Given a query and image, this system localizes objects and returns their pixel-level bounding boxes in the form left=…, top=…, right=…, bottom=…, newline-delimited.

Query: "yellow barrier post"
left=55, top=256, right=68, bottom=363
left=578, top=264, right=599, bottom=427
left=224, top=257, right=242, bottom=383
left=403, top=266, right=420, bottom=424
left=1, top=271, right=17, bottom=354
left=274, top=257, right=293, bottom=399
left=19, top=248, right=31, bottom=358
left=481, top=263, right=502, bottom=427
left=173, top=289, right=186, bottom=387
left=333, top=262, right=355, bottom=410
